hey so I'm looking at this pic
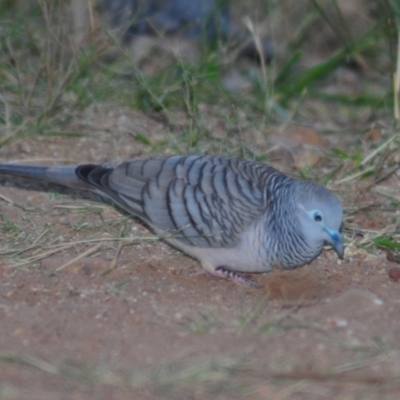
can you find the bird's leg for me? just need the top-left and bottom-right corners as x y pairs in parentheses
(213, 266), (258, 287)
(199, 261), (258, 287)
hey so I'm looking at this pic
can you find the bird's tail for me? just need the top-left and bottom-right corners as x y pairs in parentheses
(0, 164), (91, 190)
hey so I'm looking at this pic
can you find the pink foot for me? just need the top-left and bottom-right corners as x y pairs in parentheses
(213, 266), (258, 287)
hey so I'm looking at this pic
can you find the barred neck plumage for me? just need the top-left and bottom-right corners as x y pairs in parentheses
(261, 179), (322, 269)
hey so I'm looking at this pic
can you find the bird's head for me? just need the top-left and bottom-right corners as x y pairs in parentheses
(296, 182), (344, 259)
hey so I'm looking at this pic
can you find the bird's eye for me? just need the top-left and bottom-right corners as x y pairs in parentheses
(314, 212), (322, 222)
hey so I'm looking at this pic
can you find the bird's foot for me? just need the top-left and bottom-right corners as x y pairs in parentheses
(213, 266), (258, 288)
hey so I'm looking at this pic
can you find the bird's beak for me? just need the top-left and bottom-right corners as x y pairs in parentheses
(328, 230), (344, 259)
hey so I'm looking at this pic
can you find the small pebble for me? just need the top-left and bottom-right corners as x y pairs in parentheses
(388, 267), (400, 281)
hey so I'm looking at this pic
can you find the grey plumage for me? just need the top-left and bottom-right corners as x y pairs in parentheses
(103, 0), (230, 40)
(0, 155), (344, 285)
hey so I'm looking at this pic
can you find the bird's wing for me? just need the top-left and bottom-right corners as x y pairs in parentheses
(78, 155), (273, 248)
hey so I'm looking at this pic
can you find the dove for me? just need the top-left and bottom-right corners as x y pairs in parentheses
(0, 155), (344, 285)
(103, 0), (230, 40)
(102, 0), (273, 63)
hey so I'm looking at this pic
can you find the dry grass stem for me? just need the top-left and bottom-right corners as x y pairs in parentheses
(55, 242), (103, 271)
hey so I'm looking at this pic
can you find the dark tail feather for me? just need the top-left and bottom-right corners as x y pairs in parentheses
(0, 164), (49, 180)
(0, 164), (91, 190)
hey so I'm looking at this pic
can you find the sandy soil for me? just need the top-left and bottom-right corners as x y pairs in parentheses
(1, 108), (400, 400)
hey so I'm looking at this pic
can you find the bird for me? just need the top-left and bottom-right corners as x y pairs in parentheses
(0, 155), (344, 286)
(103, 0), (230, 41)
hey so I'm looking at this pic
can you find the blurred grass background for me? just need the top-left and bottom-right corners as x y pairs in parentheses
(0, 0), (397, 146)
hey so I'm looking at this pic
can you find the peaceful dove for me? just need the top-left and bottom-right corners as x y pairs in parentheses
(103, 0), (230, 40)
(0, 155), (344, 285)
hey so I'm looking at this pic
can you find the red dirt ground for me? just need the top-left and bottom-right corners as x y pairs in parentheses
(1, 109), (400, 399)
